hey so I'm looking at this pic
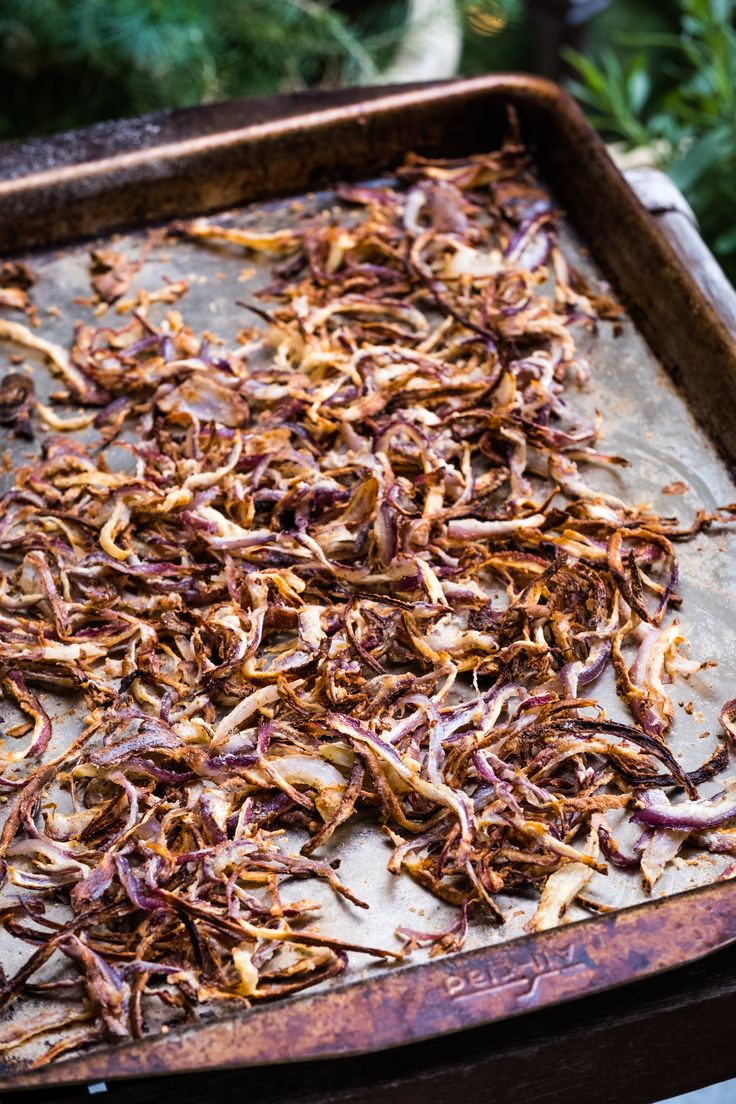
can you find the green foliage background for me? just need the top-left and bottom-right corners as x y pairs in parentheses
(0, 0), (397, 137)
(566, 0), (736, 282)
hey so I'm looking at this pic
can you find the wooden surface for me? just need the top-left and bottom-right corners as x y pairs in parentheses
(1, 97), (735, 1104)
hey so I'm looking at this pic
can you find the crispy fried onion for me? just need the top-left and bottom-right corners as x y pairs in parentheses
(0, 127), (734, 1067)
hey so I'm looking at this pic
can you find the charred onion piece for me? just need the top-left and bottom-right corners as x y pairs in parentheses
(0, 372), (35, 437)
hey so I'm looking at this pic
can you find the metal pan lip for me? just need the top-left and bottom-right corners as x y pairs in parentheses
(3, 876), (736, 1090)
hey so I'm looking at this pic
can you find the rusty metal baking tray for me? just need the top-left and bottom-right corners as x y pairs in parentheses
(1, 75), (736, 1092)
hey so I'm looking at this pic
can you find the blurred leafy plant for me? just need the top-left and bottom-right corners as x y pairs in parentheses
(565, 0), (736, 280)
(0, 0), (395, 139)
(0, 0), (516, 141)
